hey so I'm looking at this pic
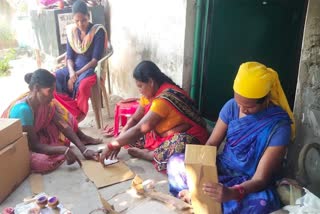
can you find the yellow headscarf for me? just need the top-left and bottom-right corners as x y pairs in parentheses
(233, 62), (295, 140)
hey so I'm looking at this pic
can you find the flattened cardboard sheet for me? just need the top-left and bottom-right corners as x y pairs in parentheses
(82, 160), (135, 188)
(29, 173), (44, 194)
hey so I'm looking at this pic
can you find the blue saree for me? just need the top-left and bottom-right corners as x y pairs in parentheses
(217, 106), (291, 213)
(167, 105), (291, 214)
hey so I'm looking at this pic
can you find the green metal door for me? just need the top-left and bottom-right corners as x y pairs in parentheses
(196, 0), (307, 121)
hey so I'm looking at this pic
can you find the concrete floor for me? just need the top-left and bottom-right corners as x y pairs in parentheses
(0, 106), (179, 213)
(0, 54), (195, 214)
(0, 51), (185, 213)
(0, 51), (289, 213)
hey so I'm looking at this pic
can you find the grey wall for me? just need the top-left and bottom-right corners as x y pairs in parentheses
(107, 0), (195, 98)
(291, 0), (320, 196)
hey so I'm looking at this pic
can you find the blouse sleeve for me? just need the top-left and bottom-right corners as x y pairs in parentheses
(92, 29), (105, 61)
(268, 123), (291, 146)
(219, 99), (237, 125)
(150, 98), (170, 118)
(9, 103), (34, 126)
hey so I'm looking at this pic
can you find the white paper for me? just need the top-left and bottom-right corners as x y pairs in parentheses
(104, 158), (119, 166)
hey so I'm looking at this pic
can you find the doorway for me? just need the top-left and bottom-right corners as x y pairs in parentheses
(195, 0), (307, 121)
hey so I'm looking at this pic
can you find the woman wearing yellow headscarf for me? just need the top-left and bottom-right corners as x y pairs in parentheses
(167, 62), (294, 213)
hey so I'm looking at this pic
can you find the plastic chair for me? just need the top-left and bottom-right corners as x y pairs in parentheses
(90, 43), (113, 129)
(113, 99), (140, 137)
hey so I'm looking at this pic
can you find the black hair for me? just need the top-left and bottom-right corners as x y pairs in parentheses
(256, 95), (268, 104)
(72, 0), (88, 15)
(133, 61), (179, 87)
(24, 69), (55, 90)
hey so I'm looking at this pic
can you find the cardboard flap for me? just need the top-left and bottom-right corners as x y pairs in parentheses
(0, 119), (23, 150)
(0, 119), (20, 130)
(184, 144), (221, 214)
(185, 145), (216, 165)
(0, 143), (16, 155)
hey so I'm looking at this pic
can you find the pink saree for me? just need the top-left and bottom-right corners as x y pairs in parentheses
(2, 93), (78, 173)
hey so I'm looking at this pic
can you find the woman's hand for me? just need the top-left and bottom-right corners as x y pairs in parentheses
(178, 189), (191, 204)
(67, 72), (77, 92)
(99, 143), (121, 165)
(65, 148), (82, 167)
(67, 79), (75, 92)
(70, 72), (78, 82)
(83, 149), (100, 161)
(202, 182), (235, 203)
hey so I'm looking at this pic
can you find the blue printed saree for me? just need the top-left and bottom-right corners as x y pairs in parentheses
(167, 105), (291, 214)
(217, 106), (291, 213)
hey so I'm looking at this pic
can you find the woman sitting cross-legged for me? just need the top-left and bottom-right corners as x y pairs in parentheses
(167, 62), (295, 213)
(100, 60), (209, 172)
(2, 69), (101, 173)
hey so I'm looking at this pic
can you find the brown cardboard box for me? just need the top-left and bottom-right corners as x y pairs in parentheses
(0, 134), (30, 203)
(185, 144), (222, 214)
(0, 119), (23, 150)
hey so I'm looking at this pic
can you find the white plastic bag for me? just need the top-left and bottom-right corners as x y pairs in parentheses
(283, 188), (320, 213)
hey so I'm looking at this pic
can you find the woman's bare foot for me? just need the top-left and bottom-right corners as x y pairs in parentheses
(101, 124), (114, 137)
(178, 189), (191, 204)
(128, 148), (153, 161)
(81, 136), (103, 145)
(77, 130), (103, 145)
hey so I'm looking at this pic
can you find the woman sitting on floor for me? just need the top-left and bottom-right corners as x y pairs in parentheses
(2, 69), (101, 173)
(167, 62), (295, 213)
(54, 0), (108, 122)
(100, 60), (209, 172)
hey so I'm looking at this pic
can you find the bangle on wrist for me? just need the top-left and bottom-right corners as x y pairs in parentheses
(232, 184), (246, 202)
(107, 141), (119, 150)
(107, 143), (115, 150)
(82, 148), (89, 155)
(64, 147), (70, 156)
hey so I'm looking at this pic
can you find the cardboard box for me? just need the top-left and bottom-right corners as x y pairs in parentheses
(0, 134), (30, 203)
(0, 119), (23, 150)
(185, 144), (221, 214)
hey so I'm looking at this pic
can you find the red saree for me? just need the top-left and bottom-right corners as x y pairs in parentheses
(141, 83), (209, 172)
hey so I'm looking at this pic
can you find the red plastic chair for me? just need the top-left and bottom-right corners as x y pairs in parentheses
(113, 98), (140, 137)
